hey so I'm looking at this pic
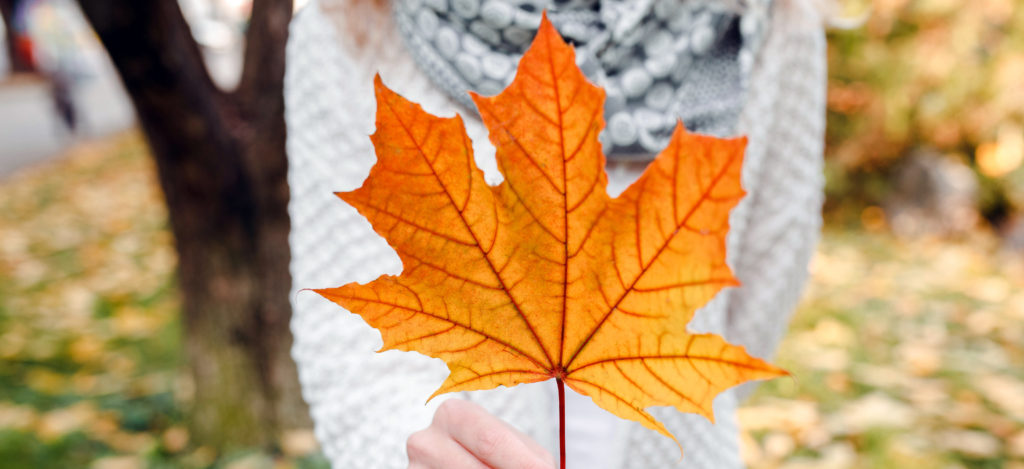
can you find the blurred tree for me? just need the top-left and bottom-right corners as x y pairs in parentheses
(0, 0), (37, 73)
(75, 0), (309, 450)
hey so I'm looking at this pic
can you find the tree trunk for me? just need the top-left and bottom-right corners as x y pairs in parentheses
(0, 0), (37, 73)
(75, 0), (309, 450)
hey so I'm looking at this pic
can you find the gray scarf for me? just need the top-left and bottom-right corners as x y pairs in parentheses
(394, 0), (770, 158)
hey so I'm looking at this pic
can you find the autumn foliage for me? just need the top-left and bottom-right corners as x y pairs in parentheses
(315, 15), (786, 452)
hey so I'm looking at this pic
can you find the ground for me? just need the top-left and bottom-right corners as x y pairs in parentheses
(741, 229), (1024, 469)
(0, 134), (325, 469)
(0, 134), (1021, 468)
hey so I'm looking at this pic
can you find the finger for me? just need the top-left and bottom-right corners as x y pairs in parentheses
(407, 427), (489, 469)
(439, 400), (553, 460)
(506, 419), (556, 463)
(434, 400), (554, 469)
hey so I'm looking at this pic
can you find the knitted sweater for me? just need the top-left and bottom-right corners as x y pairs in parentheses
(284, 1), (825, 467)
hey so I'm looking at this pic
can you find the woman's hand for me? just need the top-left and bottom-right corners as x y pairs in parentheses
(407, 399), (556, 469)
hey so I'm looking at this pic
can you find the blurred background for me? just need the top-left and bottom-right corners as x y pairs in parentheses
(0, 0), (1021, 468)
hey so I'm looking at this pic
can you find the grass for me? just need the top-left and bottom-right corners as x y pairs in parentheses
(0, 133), (327, 469)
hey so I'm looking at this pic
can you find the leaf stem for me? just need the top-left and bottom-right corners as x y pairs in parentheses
(557, 378), (565, 469)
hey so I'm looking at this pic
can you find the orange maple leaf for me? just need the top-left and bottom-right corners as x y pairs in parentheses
(315, 15), (786, 451)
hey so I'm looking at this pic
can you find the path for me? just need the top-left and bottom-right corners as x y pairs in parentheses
(0, 47), (135, 180)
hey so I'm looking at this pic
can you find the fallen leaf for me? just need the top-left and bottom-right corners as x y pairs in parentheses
(976, 374), (1024, 419)
(738, 399), (821, 434)
(777, 442), (856, 469)
(810, 318), (855, 347)
(316, 14), (784, 447)
(162, 426), (190, 453)
(936, 430), (1001, 458)
(280, 428), (319, 456)
(224, 453), (274, 469)
(763, 432), (797, 459)
(0, 403), (37, 431)
(104, 431), (156, 454)
(37, 401), (97, 441)
(1008, 430), (1024, 458)
(91, 456), (142, 469)
(827, 392), (915, 434)
(897, 342), (942, 376)
(69, 335), (105, 364)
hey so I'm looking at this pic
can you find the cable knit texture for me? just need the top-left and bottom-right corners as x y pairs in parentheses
(391, 0), (772, 154)
(284, 1), (824, 467)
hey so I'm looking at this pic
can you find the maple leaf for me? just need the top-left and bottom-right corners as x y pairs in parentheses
(315, 14), (786, 452)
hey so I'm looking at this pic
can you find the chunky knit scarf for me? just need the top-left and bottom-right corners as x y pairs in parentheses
(393, 0), (772, 157)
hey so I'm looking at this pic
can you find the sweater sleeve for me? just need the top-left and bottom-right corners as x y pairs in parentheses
(285, 6), (445, 467)
(722, 0), (827, 391)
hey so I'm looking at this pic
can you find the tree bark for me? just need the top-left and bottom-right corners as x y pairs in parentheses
(1, 0), (37, 73)
(75, 0), (309, 450)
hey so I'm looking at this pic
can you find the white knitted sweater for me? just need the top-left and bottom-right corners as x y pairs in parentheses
(285, 1), (825, 467)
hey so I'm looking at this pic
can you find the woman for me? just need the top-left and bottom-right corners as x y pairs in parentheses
(285, 1), (826, 467)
